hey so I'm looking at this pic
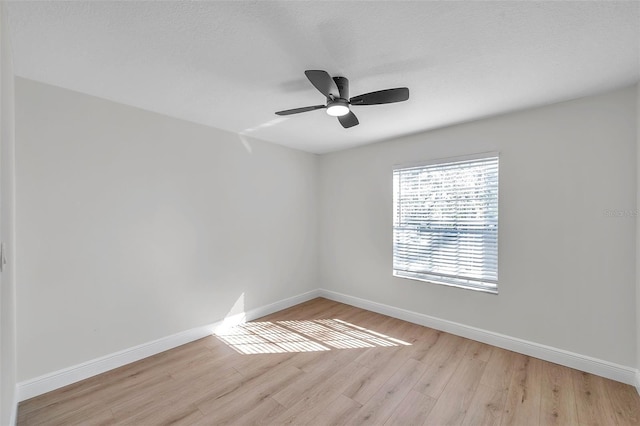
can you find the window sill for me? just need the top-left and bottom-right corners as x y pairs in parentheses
(393, 272), (498, 295)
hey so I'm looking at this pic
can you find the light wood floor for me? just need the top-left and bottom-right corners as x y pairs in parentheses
(18, 297), (640, 425)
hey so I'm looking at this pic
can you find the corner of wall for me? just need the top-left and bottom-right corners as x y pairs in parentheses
(9, 391), (18, 426)
(636, 81), (640, 395)
(16, 289), (321, 401)
(1, 1), (18, 424)
(313, 152), (322, 293)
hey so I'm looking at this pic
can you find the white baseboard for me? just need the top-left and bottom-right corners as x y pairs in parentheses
(15, 287), (639, 403)
(17, 289), (320, 402)
(246, 289), (321, 322)
(318, 288), (638, 387)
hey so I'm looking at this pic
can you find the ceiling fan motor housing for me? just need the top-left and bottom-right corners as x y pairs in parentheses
(326, 98), (350, 116)
(325, 77), (350, 116)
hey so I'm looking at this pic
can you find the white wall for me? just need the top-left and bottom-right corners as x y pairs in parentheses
(15, 78), (318, 381)
(1, 2), (18, 423)
(13, 75), (640, 389)
(320, 86), (637, 368)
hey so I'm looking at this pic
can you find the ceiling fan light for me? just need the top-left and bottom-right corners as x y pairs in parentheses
(326, 104), (350, 117)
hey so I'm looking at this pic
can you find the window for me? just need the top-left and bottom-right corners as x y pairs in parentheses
(393, 154), (499, 293)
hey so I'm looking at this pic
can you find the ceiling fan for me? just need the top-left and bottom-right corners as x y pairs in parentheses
(275, 70), (409, 128)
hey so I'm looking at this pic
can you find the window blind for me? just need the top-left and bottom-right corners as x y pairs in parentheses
(393, 156), (499, 293)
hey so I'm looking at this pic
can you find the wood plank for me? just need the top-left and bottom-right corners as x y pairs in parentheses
(26, 407), (114, 426)
(272, 363), (370, 424)
(110, 369), (243, 421)
(480, 347), (517, 390)
(604, 378), (640, 426)
(296, 346), (363, 374)
(118, 403), (203, 426)
(24, 372), (172, 425)
(227, 350), (295, 378)
(220, 397), (286, 425)
(384, 390), (436, 426)
(458, 347), (516, 426)
(408, 328), (443, 363)
(539, 362), (579, 425)
(466, 340), (493, 362)
(164, 343), (235, 380)
(196, 364), (303, 421)
(300, 394), (363, 426)
(347, 358), (430, 424)
(272, 356), (367, 408)
(461, 383), (507, 426)
(423, 352), (487, 425)
(571, 369), (618, 426)
(342, 350), (406, 404)
(412, 333), (470, 398)
(500, 354), (543, 426)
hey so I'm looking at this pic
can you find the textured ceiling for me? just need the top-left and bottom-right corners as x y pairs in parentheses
(6, 1), (640, 154)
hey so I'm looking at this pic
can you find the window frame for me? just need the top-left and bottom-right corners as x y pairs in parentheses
(392, 152), (499, 294)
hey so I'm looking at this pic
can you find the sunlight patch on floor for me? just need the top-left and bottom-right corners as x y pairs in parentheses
(215, 318), (411, 354)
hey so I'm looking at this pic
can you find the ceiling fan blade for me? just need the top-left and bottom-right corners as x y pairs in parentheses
(338, 111), (359, 128)
(305, 70), (339, 99)
(350, 87), (409, 106)
(275, 105), (326, 116)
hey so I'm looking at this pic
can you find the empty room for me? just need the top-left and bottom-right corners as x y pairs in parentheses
(1, 1), (640, 425)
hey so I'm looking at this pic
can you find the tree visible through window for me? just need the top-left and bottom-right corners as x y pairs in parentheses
(393, 155), (499, 293)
